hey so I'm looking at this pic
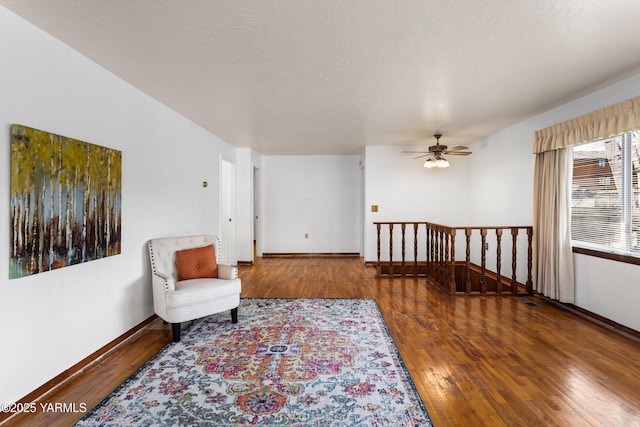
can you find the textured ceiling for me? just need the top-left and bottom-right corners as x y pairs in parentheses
(3, 1), (640, 154)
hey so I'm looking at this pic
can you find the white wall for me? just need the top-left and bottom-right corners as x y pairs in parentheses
(363, 145), (471, 262)
(262, 155), (361, 254)
(466, 133), (535, 227)
(0, 7), (236, 404)
(573, 254), (639, 330)
(466, 73), (640, 331)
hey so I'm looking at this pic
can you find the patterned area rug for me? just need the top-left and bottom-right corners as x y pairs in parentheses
(76, 298), (432, 426)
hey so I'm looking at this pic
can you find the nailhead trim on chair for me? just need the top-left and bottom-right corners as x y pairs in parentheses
(148, 240), (171, 290)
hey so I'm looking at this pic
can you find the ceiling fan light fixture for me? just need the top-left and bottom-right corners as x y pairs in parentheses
(435, 157), (449, 168)
(406, 133), (470, 169)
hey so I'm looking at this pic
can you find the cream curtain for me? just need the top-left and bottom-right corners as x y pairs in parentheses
(533, 148), (574, 302)
(534, 95), (640, 153)
(533, 95), (640, 302)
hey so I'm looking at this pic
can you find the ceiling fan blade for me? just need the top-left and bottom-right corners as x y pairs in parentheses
(445, 151), (472, 156)
(412, 154), (431, 159)
(402, 151), (429, 154)
(448, 145), (468, 151)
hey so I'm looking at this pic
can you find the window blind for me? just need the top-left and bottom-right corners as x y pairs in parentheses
(571, 132), (640, 255)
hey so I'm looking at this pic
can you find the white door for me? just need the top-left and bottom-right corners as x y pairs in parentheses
(220, 159), (237, 265)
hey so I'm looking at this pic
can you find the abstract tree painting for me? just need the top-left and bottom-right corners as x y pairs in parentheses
(10, 124), (122, 278)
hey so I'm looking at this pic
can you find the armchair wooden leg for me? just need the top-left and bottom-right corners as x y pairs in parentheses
(171, 323), (181, 342)
(231, 307), (238, 324)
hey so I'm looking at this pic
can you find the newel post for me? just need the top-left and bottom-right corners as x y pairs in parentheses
(527, 227), (533, 294)
(376, 223), (381, 277)
(413, 223), (419, 277)
(389, 223), (394, 277)
(401, 223), (406, 275)
(465, 228), (472, 294)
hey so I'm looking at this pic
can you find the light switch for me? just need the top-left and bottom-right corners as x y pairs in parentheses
(371, 205), (378, 212)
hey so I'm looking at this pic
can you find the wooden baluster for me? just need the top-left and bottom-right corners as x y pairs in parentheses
(429, 226), (438, 281)
(430, 227), (435, 278)
(376, 223), (381, 277)
(438, 227), (444, 282)
(449, 229), (456, 294)
(425, 225), (429, 276)
(427, 224), (432, 277)
(444, 228), (451, 293)
(481, 228), (487, 294)
(442, 228), (447, 279)
(527, 227), (533, 294)
(432, 226), (438, 280)
(389, 223), (394, 277)
(413, 223), (419, 277)
(465, 228), (472, 294)
(432, 226), (437, 279)
(496, 229), (503, 294)
(444, 227), (450, 284)
(401, 223), (406, 276)
(511, 227), (518, 294)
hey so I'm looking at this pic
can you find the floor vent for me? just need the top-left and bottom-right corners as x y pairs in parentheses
(518, 298), (538, 307)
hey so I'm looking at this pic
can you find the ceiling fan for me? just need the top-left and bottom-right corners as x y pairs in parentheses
(403, 134), (471, 168)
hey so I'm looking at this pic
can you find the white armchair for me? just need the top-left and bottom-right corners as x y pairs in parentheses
(148, 235), (241, 342)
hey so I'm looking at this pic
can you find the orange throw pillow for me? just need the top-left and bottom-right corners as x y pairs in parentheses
(175, 244), (218, 280)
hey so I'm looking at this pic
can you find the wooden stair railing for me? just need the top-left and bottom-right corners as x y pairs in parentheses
(373, 222), (533, 296)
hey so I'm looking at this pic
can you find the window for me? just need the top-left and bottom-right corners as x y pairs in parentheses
(571, 131), (640, 257)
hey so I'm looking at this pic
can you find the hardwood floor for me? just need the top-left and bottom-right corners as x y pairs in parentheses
(4, 256), (640, 426)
